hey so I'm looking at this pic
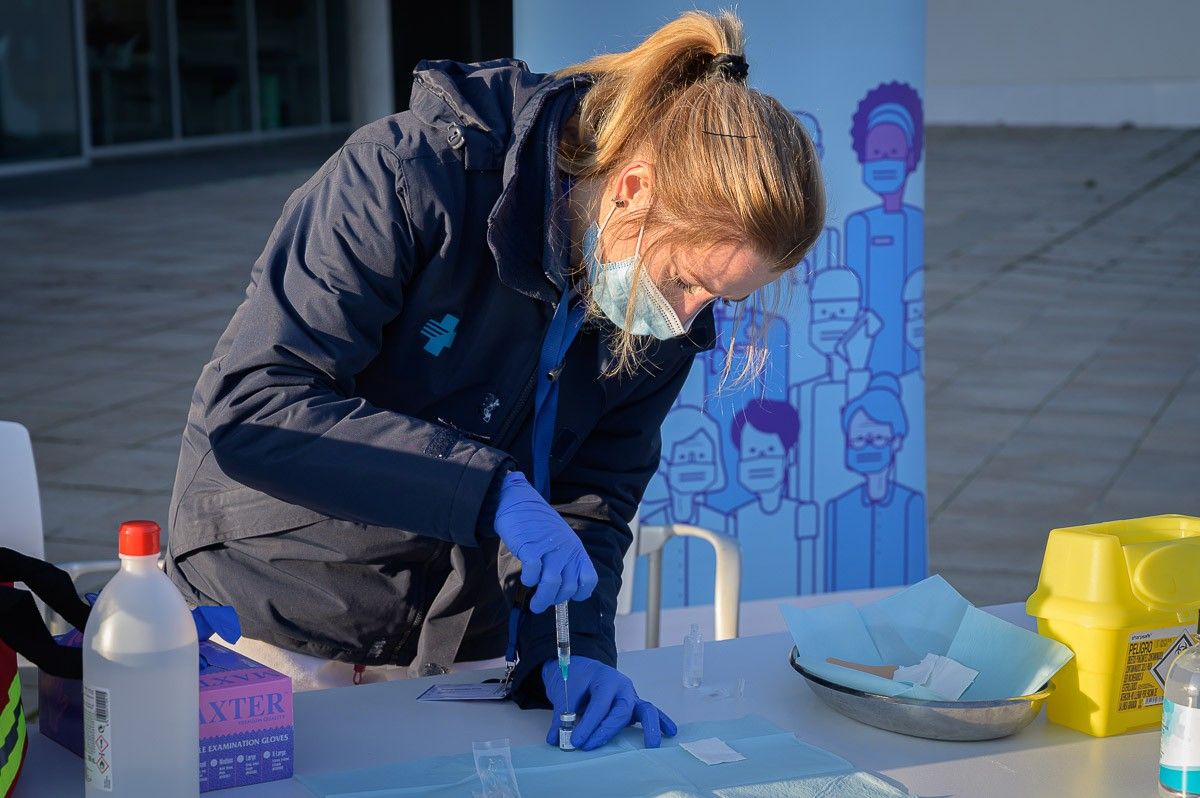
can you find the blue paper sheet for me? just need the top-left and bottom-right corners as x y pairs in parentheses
(781, 575), (1074, 701)
(297, 716), (912, 798)
(782, 601), (939, 700)
(947, 605), (1069, 700)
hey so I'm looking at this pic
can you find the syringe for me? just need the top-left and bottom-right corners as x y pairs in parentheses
(554, 602), (575, 751)
(555, 601), (571, 682)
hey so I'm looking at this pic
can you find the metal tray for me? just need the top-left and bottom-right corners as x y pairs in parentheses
(789, 646), (1053, 741)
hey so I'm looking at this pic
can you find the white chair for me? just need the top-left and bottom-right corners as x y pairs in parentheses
(0, 420), (131, 629)
(618, 512), (742, 649)
(0, 421), (45, 563)
(1, 421), (53, 715)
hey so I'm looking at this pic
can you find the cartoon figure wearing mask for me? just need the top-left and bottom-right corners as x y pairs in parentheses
(727, 399), (819, 598)
(894, 269), (926, 491)
(845, 82), (924, 377)
(825, 374), (926, 590)
(791, 111), (841, 281)
(788, 267), (880, 518)
(641, 405), (730, 606)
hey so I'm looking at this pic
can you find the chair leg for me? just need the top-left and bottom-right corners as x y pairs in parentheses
(712, 537), (741, 641)
(665, 524), (742, 641)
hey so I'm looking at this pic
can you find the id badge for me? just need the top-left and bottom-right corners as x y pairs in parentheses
(416, 682), (511, 702)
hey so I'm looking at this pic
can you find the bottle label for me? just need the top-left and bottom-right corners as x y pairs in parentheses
(1120, 626), (1196, 711)
(1161, 699), (1200, 792)
(83, 684), (114, 792)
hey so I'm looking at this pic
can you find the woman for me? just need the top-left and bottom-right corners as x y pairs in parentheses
(166, 10), (823, 753)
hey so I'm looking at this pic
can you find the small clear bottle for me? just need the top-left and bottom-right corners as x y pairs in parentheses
(1161, 643), (1200, 797)
(683, 624), (703, 688)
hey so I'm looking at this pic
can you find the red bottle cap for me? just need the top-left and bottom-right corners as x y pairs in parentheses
(118, 520), (161, 556)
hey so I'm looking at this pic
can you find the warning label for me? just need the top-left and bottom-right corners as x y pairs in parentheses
(1151, 633), (1195, 688)
(84, 684), (114, 792)
(1120, 626), (1196, 712)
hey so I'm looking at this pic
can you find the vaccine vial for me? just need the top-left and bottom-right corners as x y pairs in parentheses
(558, 712), (577, 751)
(1161, 642), (1200, 797)
(683, 624), (704, 688)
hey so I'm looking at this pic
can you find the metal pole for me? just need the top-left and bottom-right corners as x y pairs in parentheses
(71, 0), (93, 160)
(166, 0), (182, 140)
(246, 0), (260, 133)
(316, 0), (330, 127)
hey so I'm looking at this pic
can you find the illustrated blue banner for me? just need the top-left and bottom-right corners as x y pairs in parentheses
(515, 1), (928, 605)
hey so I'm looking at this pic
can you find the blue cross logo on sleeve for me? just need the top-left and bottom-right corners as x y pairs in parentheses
(420, 313), (459, 356)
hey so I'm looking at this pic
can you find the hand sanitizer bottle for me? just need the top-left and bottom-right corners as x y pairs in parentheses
(1161, 642), (1200, 797)
(83, 521), (199, 797)
(683, 624), (703, 688)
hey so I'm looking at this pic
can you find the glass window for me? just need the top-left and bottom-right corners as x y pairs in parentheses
(176, 0), (251, 136)
(85, 0), (173, 146)
(255, 0), (320, 129)
(0, 0), (82, 164)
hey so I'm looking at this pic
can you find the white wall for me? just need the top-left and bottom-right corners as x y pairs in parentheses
(927, 0), (1200, 127)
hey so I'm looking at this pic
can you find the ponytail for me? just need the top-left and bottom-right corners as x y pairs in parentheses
(558, 10), (824, 384)
(557, 11), (747, 174)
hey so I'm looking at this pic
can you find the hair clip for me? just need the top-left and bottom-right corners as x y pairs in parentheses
(708, 52), (750, 83)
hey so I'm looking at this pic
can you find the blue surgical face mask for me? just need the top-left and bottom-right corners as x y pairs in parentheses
(667, 462), (717, 494)
(906, 318), (925, 351)
(738, 455), (785, 493)
(863, 158), (907, 195)
(810, 318), (853, 356)
(584, 206), (686, 340)
(846, 444), (892, 475)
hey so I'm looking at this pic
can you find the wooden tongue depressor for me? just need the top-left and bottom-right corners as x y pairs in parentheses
(826, 656), (898, 679)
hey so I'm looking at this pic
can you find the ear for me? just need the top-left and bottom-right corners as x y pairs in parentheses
(892, 437), (904, 454)
(613, 160), (655, 209)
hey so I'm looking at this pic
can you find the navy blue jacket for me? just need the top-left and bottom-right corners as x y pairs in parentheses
(165, 59), (716, 702)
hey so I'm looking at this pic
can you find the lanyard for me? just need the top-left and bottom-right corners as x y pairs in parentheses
(531, 278), (586, 498)
(503, 177), (585, 687)
(533, 171), (584, 498)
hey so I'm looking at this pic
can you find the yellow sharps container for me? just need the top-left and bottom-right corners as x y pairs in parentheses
(1027, 514), (1200, 737)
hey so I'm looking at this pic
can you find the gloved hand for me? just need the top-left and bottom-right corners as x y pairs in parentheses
(493, 470), (599, 614)
(541, 656), (678, 751)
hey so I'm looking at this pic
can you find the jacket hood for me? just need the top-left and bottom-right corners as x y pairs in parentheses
(407, 58), (716, 351)
(409, 58), (589, 304)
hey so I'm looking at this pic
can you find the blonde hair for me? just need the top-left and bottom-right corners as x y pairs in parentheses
(556, 9), (824, 384)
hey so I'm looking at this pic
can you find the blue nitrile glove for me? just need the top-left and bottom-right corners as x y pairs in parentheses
(493, 470), (599, 614)
(86, 592), (243, 645)
(192, 605), (241, 643)
(541, 656), (678, 751)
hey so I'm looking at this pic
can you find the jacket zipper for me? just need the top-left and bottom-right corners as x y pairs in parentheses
(492, 365), (538, 450)
(492, 294), (580, 450)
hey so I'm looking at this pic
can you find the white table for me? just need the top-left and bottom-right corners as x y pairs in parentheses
(14, 598), (1162, 797)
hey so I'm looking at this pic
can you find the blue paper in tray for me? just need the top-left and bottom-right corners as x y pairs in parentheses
(781, 575), (1073, 701)
(297, 716), (913, 798)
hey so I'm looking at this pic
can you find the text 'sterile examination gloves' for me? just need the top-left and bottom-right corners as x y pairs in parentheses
(541, 655), (678, 751)
(492, 470), (599, 614)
